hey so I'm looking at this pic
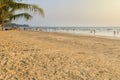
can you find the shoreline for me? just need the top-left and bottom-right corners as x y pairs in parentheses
(44, 31), (120, 40)
(19, 26), (120, 38)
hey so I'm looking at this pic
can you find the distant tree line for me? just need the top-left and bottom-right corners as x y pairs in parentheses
(5, 23), (30, 27)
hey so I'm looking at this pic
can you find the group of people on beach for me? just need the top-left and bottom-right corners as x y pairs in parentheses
(90, 30), (96, 35)
(113, 31), (119, 37)
(90, 30), (119, 37)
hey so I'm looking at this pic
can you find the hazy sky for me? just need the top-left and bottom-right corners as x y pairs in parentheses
(13, 0), (120, 26)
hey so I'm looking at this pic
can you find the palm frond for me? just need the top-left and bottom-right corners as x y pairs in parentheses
(9, 2), (44, 16)
(0, 4), (7, 8)
(10, 13), (32, 21)
(0, 0), (44, 30)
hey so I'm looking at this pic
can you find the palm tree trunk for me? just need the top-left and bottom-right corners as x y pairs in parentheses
(0, 18), (4, 31)
(0, 25), (4, 31)
(1, 24), (3, 31)
(1, 20), (4, 31)
(0, 24), (3, 31)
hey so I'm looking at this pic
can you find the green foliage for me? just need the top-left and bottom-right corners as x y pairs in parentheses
(0, 0), (44, 30)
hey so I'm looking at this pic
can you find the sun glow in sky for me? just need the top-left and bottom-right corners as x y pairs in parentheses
(13, 0), (120, 26)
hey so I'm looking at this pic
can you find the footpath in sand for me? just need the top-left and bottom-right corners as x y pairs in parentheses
(0, 31), (120, 80)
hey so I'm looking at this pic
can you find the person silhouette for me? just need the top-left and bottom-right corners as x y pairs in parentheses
(113, 31), (116, 37)
(90, 30), (92, 34)
(93, 30), (96, 36)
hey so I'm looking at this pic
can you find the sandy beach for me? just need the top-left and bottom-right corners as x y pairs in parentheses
(0, 31), (120, 80)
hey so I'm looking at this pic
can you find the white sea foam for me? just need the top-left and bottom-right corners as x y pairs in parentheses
(31, 27), (120, 38)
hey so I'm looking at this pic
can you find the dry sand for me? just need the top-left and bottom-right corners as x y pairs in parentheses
(0, 31), (120, 80)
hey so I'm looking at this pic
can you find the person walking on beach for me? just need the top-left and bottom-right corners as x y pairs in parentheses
(93, 30), (96, 36)
(113, 31), (116, 37)
(90, 30), (92, 34)
(23, 28), (25, 31)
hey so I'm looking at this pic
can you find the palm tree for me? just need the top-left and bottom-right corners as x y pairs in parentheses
(0, 0), (44, 30)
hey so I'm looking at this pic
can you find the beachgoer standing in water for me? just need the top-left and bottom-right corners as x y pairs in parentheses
(93, 30), (96, 36)
(113, 31), (116, 37)
(90, 30), (92, 35)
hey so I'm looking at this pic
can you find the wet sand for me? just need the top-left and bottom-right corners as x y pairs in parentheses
(0, 31), (120, 80)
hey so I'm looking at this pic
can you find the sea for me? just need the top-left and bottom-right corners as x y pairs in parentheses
(25, 27), (120, 38)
